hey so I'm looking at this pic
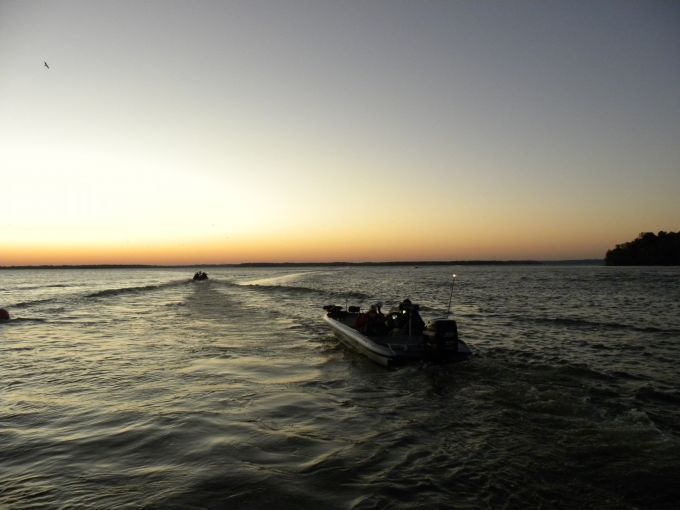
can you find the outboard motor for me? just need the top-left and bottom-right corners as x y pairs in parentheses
(422, 318), (459, 360)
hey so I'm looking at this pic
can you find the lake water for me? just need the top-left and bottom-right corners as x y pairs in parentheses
(1, 265), (679, 509)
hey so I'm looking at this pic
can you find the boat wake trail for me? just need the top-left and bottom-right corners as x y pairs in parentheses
(244, 283), (371, 303)
(85, 280), (189, 299)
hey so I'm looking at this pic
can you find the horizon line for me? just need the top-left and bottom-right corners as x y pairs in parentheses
(0, 259), (604, 269)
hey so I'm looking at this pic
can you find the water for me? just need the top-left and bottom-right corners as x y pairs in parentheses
(1, 265), (679, 509)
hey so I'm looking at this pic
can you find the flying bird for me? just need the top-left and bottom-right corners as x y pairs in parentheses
(44, 61), (49, 69)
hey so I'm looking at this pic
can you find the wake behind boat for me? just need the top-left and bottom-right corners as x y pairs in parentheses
(323, 300), (471, 367)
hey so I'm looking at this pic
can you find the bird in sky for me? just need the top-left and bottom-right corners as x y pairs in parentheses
(44, 61), (49, 69)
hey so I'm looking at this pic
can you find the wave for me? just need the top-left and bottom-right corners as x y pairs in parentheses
(5, 278), (232, 312)
(85, 279), (188, 299)
(478, 350), (625, 389)
(2, 317), (48, 324)
(519, 315), (680, 335)
(16, 283), (75, 290)
(635, 386), (680, 405)
(238, 282), (369, 301)
(237, 271), (328, 286)
(239, 283), (329, 297)
(6, 297), (60, 309)
(332, 290), (370, 300)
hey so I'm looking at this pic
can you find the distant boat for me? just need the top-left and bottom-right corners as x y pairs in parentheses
(192, 271), (208, 281)
(323, 303), (471, 367)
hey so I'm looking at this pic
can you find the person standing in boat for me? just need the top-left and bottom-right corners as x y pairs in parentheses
(396, 299), (425, 335)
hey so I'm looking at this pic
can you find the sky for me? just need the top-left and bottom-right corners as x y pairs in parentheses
(1, 0), (679, 265)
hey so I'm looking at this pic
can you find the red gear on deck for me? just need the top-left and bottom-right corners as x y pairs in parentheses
(0, 309), (10, 320)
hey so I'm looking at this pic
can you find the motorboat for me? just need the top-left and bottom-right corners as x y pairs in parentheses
(193, 271), (209, 281)
(323, 302), (472, 367)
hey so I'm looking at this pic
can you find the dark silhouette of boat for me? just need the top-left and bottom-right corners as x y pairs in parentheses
(323, 302), (471, 367)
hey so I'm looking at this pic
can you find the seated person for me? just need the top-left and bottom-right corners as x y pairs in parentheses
(355, 305), (387, 336)
(354, 311), (369, 332)
(365, 305), (388, 336)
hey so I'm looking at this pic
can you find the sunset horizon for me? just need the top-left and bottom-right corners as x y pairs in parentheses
(0, 227), (672, 266)
(1, 233), (617, 267)
(2, 1), (678, 268)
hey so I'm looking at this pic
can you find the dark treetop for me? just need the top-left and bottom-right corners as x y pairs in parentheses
(605, 231), (680, 266)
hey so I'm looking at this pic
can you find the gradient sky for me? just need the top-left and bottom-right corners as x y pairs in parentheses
(1, 0), (679, 264)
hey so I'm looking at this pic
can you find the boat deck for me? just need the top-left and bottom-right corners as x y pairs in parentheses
(334, 314), (428, 346)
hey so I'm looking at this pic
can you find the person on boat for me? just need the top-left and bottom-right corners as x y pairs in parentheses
(355, 305), (387, 336)
(365, 305), (388, 336)
(384, 307), (399, 332)
(395, 299), (425, 335)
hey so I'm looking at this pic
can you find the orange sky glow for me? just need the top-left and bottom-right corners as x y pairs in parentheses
(3, 225), (617, 266)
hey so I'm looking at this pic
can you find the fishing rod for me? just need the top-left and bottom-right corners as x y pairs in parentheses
(446, 274), (457, 316)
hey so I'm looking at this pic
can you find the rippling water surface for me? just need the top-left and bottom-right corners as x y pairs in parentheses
(1, 265), (679, 509)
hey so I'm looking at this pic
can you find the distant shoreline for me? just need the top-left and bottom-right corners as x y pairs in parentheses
(0, 260), (604, 269)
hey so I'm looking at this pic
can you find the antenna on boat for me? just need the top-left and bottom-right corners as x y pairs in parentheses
(446, 274), (457, 316)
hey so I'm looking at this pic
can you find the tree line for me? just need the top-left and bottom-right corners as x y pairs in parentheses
(605, 231), (680, 265)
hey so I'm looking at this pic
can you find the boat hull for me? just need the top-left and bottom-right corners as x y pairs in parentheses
(323, 314), (471, 368)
